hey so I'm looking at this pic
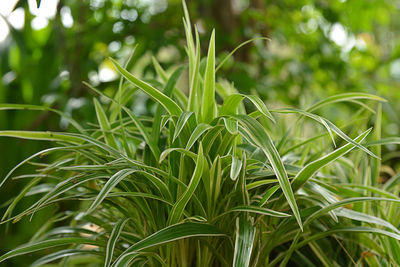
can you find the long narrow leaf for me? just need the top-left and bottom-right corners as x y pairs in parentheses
(233, 218), (256, 267)
(0, 238), (102, 263)
(230, 156), (242, 181)
(110, 57), (182, 116)
(173, 111), (193, 142)
(86, 169), (137, 214)
(234, 115), (302, 229)
(185, 123), (212, 150)
(113, 222), (224, 266)
(122, 106), (161, 160)
(105, 218), (130, 267)
(221, 94), (275, 123)
(31, 249), (101, 267)
(0, 130), (83, 143)
(152, 65), (185, 143)
(159, 148), (198, 163)
(291, 128), (372, 193)
(335, 208), (400, 235)
(272, 108), (377, 158)
(0, 146), (78, 188)
(229, 205), (290, 218)
(307, 92), (386, 112)
(168, 144), (205, 224)
(201, 30), (216, 123)
(94, 98), (118, 149)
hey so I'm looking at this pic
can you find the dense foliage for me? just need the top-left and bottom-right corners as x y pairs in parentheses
(1, 3), (400, 266)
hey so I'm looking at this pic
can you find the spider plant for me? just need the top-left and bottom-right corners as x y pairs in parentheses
(1, 2), (400, 266)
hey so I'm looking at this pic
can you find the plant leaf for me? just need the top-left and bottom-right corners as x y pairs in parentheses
(233, 218), (255, 267)
(87, 169), (137, 214)
(109, 57), (182, 116)
(0, 238), (102, 263)
(234, 115), (302, 230)
(230, 156), (242, 181)
(173, 111), (193, 142)
(365, 137), (400, 147)
(122, 106), (161, 160)
(291, 128), (372, 193)
(93, 98), (118, 149)
(0, 130), (83, 143)
(258, 184), (280, 207)
(272, 108), (377, 158)
(335, 208), (400, 235)
(105, 218), (130, 267)
(31, 249), (101, 267)
(168, 144), (205, 224)
(201, 30), (216, 123)
(229, 205), (291, 218)
(223, 117), (238, 135)
(152, 65), (185, 143)
(307, 92), (386, 112)
(113, 222), (224, 266)
(221, 94), (275, 123)
(159, 148), (198, 164)
(185, 123), (212, 150)
(2, 177), (41, 220)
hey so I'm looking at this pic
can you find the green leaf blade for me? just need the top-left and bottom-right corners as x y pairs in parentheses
(110, 57), (182, 116)
(87, 169), (137, 214)
(201, 30), (216, 123)
(234, 115), (302, 230)
(105, 218), (130, 267)
(114, 221), (224, 265)
(233, 218), (256, 267)
(93, 98), (118, 149)
(291, 128), (372, 193)
(168, 144), (205, 225)
(0, 238), (102, 263)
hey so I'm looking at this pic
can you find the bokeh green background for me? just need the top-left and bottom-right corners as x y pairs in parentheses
(0, 0), (399, 265)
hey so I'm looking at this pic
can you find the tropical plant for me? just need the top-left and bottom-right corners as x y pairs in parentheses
(1, 2), (400, 266)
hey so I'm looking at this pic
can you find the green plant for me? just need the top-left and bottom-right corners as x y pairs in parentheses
(1, 2), (400, 266)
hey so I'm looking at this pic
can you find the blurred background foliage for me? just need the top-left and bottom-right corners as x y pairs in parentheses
(0, 0), (399, 265)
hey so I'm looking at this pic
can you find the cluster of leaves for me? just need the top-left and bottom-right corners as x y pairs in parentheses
(0, 2), (187, 256)
(1, 3), (400, 266)
(1, 0), (399, 199)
